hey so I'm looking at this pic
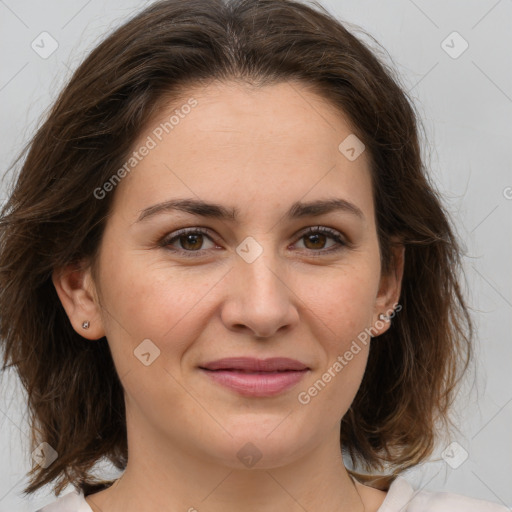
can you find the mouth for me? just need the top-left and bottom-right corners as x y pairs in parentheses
(199, 357), (309, 372)
(198, 357), (310, 397)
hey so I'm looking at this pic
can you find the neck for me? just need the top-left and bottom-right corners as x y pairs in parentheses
(86, 421), (368, 512)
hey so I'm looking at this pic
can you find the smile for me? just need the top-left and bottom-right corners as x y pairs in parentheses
(200, 368), (310, 397)
(198, 357), (311, 397)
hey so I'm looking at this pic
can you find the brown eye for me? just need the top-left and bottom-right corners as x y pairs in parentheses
(303, 232), (330, 250)
(178, 233), (205, 251)
(161, 228), (216, 257)
(295, 227), (347, 254)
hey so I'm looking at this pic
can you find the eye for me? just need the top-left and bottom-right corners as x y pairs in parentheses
(159, 225), (348, 258)
(160, 227), (217, 257)
(293, 226), (347, 255)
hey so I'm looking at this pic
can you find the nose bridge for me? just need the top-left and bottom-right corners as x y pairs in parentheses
(222, 234), (298, 337)
(236, 234), (285, 299)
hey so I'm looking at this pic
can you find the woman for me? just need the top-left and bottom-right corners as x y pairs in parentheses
(0, 0), (507, 511)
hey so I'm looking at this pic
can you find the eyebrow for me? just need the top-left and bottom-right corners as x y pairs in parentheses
(136, 197), (365, 223)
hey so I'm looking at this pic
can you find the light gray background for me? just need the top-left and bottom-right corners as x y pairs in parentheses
(0, 0), (511, 510)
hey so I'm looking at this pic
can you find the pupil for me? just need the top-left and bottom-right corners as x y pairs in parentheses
(182, 234), (202, 250)
(306, 233), (325, 249)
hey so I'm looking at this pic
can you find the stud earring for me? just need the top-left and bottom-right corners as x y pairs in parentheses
(82, 321), (90, 329)
(378, 314), (390, 322)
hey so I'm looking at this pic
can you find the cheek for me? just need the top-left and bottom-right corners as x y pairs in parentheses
(296, 285), (373, 423)
(292, 259), (378, 409)
(298, 258), (380, 342)
(97, 246), (220, 364)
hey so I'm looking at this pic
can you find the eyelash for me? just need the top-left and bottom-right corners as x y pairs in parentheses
(158, 226), (348, 258)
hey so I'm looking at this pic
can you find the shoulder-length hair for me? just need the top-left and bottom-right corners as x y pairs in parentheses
(0, 0), (472, 497)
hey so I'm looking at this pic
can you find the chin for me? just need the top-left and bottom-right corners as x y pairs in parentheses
(200, 419), (317, 470)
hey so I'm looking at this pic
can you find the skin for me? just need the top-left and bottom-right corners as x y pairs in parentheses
(54, 80), (404, 512)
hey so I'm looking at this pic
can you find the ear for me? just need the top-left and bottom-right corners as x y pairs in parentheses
(52, 260), (105, 340)
(372, 241), (405, 337)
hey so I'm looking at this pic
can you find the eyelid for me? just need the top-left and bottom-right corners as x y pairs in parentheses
(159, 225), (350, 257)
(291, 225), (349, 256)
(295, 225), (348, 243)
(158, 227), (218, 256)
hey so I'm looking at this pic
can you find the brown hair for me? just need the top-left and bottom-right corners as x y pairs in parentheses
(0, 0), (473, 497)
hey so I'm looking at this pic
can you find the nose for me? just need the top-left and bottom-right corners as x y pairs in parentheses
(220, 248), (299, 339)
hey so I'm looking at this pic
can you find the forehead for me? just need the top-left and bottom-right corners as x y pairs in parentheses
(109, 80), (374, 225)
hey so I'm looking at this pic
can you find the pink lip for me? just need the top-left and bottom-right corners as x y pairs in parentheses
(199, 357), (310, 397)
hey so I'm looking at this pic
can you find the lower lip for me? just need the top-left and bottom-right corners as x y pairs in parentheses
(200, 369), (309, 397)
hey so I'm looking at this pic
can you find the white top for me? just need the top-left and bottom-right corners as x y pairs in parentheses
(35, 476), (510, 511)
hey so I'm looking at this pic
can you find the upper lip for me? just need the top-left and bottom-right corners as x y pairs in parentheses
(199, 357), (309, 372)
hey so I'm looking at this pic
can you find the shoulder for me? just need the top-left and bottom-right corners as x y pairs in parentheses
(379, 476), (510, 512)
(34, 489), (92, 512)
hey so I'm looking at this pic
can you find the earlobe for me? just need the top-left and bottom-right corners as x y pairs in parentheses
(52, 262), (105, 340)
(373, 243), (405, 336)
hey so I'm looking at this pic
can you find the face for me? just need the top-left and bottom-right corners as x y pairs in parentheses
(56, 80), (403, 470)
